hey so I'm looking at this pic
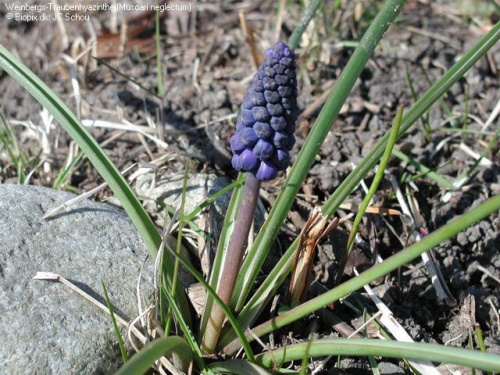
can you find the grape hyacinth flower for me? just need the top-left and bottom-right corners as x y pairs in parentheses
(201, 42), (298, 354)
(230, 41), (298, 181)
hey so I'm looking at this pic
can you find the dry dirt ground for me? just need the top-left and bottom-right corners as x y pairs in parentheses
(1, 0), (499, 373)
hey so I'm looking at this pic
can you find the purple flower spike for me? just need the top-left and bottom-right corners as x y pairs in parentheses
(230, 41), (298, 181)
(253, 122), (273, 139)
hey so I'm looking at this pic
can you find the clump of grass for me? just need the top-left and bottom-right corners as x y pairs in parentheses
(0, 110), (27, 183)
(1, 0), (499, 374)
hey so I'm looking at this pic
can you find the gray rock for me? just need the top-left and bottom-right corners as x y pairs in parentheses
(0, 184), (155, 374)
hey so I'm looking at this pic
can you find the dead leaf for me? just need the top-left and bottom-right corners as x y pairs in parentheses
(287, 208), (340, 305)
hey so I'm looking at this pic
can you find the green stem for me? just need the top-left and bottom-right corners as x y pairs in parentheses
(201, 174), (261, 354)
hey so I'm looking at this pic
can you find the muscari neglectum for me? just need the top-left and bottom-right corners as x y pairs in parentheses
(201, 41), (298, 354)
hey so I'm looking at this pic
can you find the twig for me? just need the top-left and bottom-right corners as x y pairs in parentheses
(42, 163), (136, 220)
(477, 264), (500, 285)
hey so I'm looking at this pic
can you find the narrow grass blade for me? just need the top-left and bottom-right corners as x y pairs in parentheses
(344, 106), (403, 262)
(391, 149), (454, 189)
(300, 339), (313, 375)
(454, 123), (500, 186)
(420, 67), (458, 128)
(53, 148), (84, 189)
(255, 339), (500, 372)
(152, 199), (211, 242)
(0, 112), (20, 162)
(363, 310), (381, 375)
(223, 193), (500, 354)
(160, 280), (206, 372)
(102, 281), (128, 363)
(93, 58), (160, 99)
(288, 0), (323, 49)
(158, 263), (207, 372)
(114, 336), (193, 375)
(165, 166), (189, 336)
(405, 65), (431, 140)
(0, 111), (26, 179)
(184, 174), (245, 222)
(0, 44), (191, 326)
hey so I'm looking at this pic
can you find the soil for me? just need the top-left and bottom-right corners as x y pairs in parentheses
(1, 1), (499, 374)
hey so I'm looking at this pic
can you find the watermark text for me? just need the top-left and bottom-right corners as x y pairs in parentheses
(3, 2), (191, 23)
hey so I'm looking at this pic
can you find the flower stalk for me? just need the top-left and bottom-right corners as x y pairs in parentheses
(201, 41), (298, 354)
(200, 174), (261, 353)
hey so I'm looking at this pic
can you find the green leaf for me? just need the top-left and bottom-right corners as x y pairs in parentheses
(114, 336), (193, 375)
(255, 339), (500, 372)
(391, 149), (454, 189)
(102, 282), (128, 363)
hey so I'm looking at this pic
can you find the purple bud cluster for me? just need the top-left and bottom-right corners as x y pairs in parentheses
(230, 42), (298, 181)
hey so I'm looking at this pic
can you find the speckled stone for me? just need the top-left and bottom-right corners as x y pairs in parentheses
(0, 184), (155, 374)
